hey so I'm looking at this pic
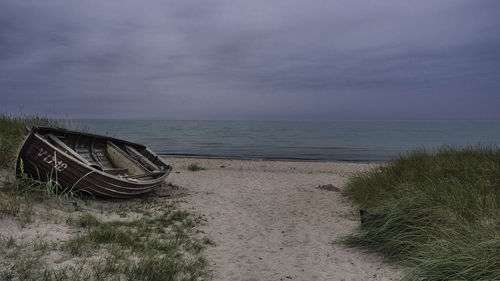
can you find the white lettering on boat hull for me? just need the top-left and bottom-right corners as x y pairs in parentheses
(35, 148), (68, 172)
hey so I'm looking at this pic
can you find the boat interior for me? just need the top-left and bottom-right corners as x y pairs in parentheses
(36, 128), (168, 181)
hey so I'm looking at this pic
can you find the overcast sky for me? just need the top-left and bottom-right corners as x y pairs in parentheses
(1, 0), (499, 120)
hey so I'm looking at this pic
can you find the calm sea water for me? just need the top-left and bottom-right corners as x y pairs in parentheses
(70, 120), (500, 162)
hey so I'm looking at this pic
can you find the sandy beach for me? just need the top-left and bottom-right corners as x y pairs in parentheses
(165, 157), (400, 281)
(0, 157), (401, 280)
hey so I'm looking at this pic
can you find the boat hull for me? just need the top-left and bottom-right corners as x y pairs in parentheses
(16, 128), (171, 198)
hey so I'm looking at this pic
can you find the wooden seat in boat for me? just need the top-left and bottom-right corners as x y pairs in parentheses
(103, 168), (129, 175)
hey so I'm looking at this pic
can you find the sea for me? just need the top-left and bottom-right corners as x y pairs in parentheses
(70, 120), (500, 162)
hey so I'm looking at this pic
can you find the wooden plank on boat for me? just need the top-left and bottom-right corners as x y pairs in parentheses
(125, 146), (159, 171)
(93, 143), (114, 169)
(103, 168), (129, 175)
(123, 171), (164, 179)
(106, 141), (150, 176)
(46, 134), (94, 167)
(90, 138), (104, 167)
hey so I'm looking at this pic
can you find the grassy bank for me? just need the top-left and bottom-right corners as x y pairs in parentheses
(343, 147), (500, 280)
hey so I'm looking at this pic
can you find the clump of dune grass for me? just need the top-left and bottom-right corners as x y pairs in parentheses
(0, 235), (53, 281)
(0, 159), (76, 227)
(343, 146), (500, 280)
(0, 113), (65, 169)
(187, 163), (205, 172)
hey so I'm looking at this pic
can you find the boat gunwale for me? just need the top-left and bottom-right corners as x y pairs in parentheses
(34, 126), (148, 150)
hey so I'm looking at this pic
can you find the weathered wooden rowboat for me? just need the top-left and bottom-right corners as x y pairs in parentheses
(16, 126), (172, 198)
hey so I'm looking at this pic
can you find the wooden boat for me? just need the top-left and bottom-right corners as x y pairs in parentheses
(15, 126), (172, 198)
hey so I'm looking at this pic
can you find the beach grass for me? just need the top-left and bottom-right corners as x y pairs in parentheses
(343, 146), (500, 280)
(60, 210), (212, 280)
(187, 163), (205, 172)
(0, 113), (64, 169)
(1, 205), (213, 281)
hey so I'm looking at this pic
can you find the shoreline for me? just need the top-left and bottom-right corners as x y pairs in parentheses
(160, 154), (383, 164)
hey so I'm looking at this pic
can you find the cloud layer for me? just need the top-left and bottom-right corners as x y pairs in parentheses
(1, 0), (499, 119)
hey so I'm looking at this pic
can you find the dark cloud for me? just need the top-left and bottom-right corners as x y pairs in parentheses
(1, 0), (499, 119)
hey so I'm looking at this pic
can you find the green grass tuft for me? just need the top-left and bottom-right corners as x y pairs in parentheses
(343, 146), (500, 280)
(67, 213), (101, 229)
(187, 163), (205, 172)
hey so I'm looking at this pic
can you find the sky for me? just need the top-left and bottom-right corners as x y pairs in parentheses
(0, 0), (499, 120)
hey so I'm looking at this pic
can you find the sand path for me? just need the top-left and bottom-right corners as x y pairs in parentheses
(166, 157), (400, 281)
